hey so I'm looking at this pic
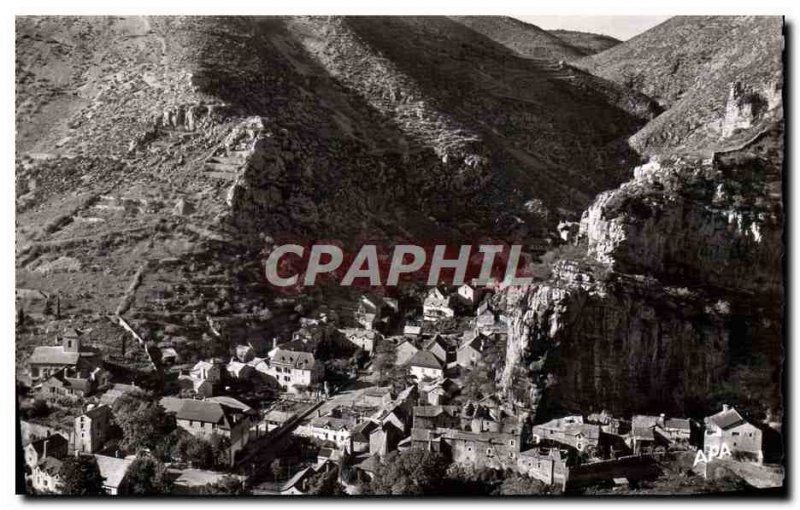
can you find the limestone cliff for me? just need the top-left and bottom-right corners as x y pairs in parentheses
(500, 129), (783, 420)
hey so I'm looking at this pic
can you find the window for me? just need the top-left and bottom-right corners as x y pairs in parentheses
(732, 432), (740, 436)
(509, 439), (515, 446)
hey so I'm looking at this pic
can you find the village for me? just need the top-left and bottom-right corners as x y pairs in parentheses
(17, 281), (783, 495)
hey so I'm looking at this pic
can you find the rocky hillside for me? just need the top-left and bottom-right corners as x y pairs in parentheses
(448, 16), (588, 61)
(549, 29), (620, 55)
(15, 16), (654, 373)
(575, 16), (783, 155)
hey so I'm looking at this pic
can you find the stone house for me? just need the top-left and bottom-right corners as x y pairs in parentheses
(28, 329), (100, 382)
(301, 415), (357, 449)
(31, 457), (63, 494)
(456, 332), (491, 369)
(394, 341), (420, 366)
(351, 420), (379, 454)
(422, 287), (455, 322)
(407, 350), (445, 380)
(361, 386), (394, 407)
(419, 378), (461, 406)
(412, 405), (462, 430)
(340, 328), (382, 353)
(354, 294), (395, 331)
(40, 364), (108, 400)
(267, 348), (325, 392)
(93, 454), (134, 495)
(190, 360), (224, 384)
(226, 360), (256, 381)
(74, 404), (114, 454)
(24, 435), (69, 471)
(532, 416), (601, 454)
(412, 402), (524, 471)
(518, 446), (570, 486)
(403, 321), (423, 336)
(161, 396), (257, 465)
(704, 404), (764, 463)
(423, 335), (458, 371)
(455, 283), (481, 309)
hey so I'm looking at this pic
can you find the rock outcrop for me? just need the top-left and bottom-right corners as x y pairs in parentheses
(500, 130), (784, 420)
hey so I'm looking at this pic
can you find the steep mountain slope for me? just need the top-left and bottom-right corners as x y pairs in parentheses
(448, 16), (588, 61)
(575, 16), (783, 155)
(549, 29), (620, 55)
(15, 16), (654, 374)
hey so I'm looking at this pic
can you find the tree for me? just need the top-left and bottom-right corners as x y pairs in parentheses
(177, 435), (214, 469)
(493, 474), (549, 495)
(306, 467), (344, 495)
(362, 448), (449, 495)
(270, 459), (287, 482)
(201, 475), (249, 495)
(112, 393), (175, 454)
(125, 455), (174, 495)
(59, 455), (106, 496)
(461, 336), (507, 400)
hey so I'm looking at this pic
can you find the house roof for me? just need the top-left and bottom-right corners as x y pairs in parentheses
(413, 405), (460, 418)
(271, 349), (317, 369)
(42, 368), (93, 393)
(396, 341), (419, 354)
(459, 332), (489, 352)
(161, 397), (253, 428)
(309, 416), (354, 431)
(476, 301), (492, 316)
(175, 399), (226, 424)
(281, 466), (314, 492)
(365, 386), (393, 398)
(265, 410), (294, 423)
(159, 397), (184, 414)
(708, 407), (746, 430)
(280, 461), (332, 492)
(29, 435), (69, 457)
(205, 396), (256, 415)
(407, 350), (443, 370)
(351, 420), (379, 442)
(83, 404), (113, 420)
(227, 361), (252, 377)
(354, 454), (381, 474)
(564, 423), (600, 440)
(632, 427), (655, 441)
(100, 388), (125, 406)
(93, 455), (133, 489)
(664, 418), (691, 431)
(29, 346), (80, 366)
(632, 415), (661, 429)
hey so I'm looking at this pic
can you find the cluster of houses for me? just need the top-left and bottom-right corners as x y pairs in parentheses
(19, 282), (776, 495)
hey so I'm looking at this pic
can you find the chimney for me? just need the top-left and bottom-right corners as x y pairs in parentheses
(272, 337), (278, 350)
(43, 439), (48, 459)
(722, 404), (730, 412)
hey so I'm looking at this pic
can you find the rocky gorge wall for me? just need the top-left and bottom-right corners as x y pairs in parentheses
(500, 143), (783, 419)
